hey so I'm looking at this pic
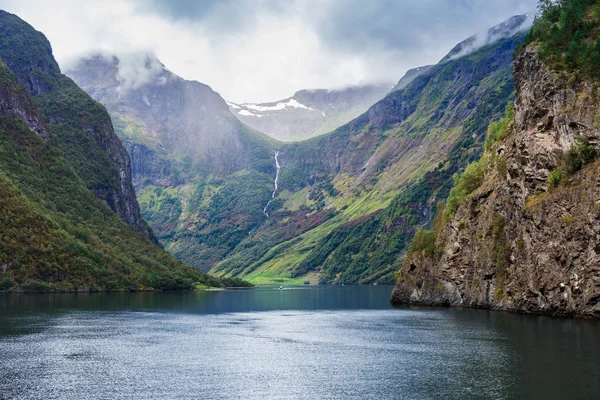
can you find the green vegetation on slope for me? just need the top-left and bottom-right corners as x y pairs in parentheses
(211, 33), (522, 285)
(0, 105), (236, 291)
(0, 11), (249, 291)
(525, 0), (600, 79)
(399, 101), (516, 272)
(138, 170), (276, 271)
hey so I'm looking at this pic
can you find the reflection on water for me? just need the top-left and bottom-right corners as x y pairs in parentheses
(0, 286), (599, 399)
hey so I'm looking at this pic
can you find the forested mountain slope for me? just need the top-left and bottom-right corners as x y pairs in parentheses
(68, 54), (281, 271)
(211, 16), (531, 285)
(0, 10), (246, 291)
(69, 14), (531, 285)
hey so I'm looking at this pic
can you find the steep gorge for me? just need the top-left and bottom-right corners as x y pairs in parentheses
(212, 18), (530, 285)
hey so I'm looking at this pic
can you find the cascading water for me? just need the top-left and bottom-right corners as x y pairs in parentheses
(263, 151), (280, 217)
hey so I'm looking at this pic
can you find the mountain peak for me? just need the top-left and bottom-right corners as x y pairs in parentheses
(228, 83), (392, 141)
(440, 13), (534, 63)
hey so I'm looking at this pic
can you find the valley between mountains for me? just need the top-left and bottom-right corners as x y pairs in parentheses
(68, 14), (532, 286)
(1, 0), (599, 318)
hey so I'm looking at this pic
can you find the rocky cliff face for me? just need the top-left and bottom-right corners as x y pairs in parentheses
(0, 61), (49, 140)
(212, 26), (523, 284)
(68, 53), (278, 271)
(0, 11), (153, 241)
(68, 54), (276, 186)
(0, 10), (232, 291)
(392, 47), (600, 318)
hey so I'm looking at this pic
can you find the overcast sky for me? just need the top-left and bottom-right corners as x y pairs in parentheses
(0, 0), (537, 103)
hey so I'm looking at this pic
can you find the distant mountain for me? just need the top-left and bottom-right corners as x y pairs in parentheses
(68, 54), (276, 185)
(210, 15), (529, 285)
(440, 13), (533, 63)
(68, 54), (279, 271)
(391, 65), (434, 92)
(67, 14), (530, 287)
(228, 84), (392, 141)
(0, 10), (244, 291)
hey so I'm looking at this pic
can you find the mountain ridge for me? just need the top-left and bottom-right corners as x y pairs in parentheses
(67, 14), (530, 286)
(228, 83), (392, 142)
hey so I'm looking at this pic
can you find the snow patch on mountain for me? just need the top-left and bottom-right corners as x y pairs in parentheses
(243, 98), (315, 112)
(238, 109), (262, 117)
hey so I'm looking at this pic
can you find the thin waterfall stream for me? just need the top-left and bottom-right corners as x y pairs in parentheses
(263, 151), (280, 217)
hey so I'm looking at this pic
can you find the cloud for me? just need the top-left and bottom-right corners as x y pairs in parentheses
(0, 0), (537, 103)
(446, 13), (535, 62)
(113, 53), (169, 90)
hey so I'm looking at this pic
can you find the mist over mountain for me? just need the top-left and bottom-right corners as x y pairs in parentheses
(68, 53), (280, 270)
(441, 13), (534, 63)
(210, 19), (525, 284)
(228, 83), (392, 141)
(67, 13), (530, 287)
(67, 53), (276, 183)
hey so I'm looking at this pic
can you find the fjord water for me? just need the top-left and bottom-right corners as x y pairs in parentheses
(1, 287), (599, 400)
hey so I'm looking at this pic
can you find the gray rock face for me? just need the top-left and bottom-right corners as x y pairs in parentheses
(123, 142), (178, 187)
(68, 54), (274, 186)
(78, 115), (156, 242)
(392, 47), (600, 318)
(0, 76), (49, 140)
(228, 84), (392, 141)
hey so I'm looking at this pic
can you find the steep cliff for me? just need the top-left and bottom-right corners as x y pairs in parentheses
(68, 54), (277, 182)
(0, 10), (248, 291)
(68, 13), (531, 284)
(0, 11), (154, 239)
(392, 46), (600, 317)
(67, 54), (280, 271)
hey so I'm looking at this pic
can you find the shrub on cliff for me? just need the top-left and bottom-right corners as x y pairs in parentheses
(408, 229), (436, 258)
(526, 0), (600, 80)
(548, 137), (596, 189)
(484, 102), (514, 151)
(564, 137), (596, 174)
(443, 158), (486, 221)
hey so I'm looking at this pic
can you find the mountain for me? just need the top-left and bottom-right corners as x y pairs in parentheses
(392, 2), (600, 317)
(0, 10), (247, 291)
(228, 84), (391, 141)
(68, 54), (277, 184)
(68, 14), (530, 285)
(440, 13), (534, 63)
(68, 53), (280, 271)
(391, 65), (433, 92)
(209, 15), (530, 285)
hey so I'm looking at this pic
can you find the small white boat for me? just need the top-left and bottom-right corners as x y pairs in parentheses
(279, 285), (283, 290)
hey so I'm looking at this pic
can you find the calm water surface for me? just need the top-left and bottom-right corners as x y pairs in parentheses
(0, 286), (599, 399)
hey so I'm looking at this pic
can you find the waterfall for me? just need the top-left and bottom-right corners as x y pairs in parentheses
(263, 151), (280, 217)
